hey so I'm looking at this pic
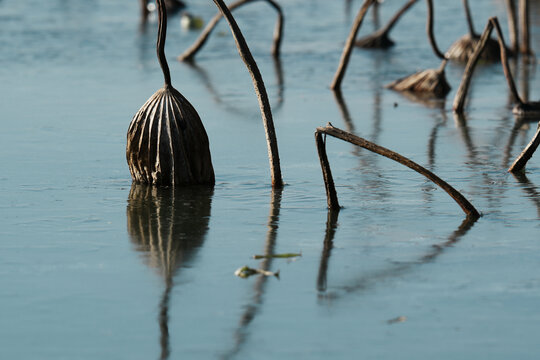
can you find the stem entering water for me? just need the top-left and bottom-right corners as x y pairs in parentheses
(210, 0), (283, 188)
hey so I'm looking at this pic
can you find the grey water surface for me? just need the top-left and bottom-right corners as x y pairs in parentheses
(1, 0), (540, 359)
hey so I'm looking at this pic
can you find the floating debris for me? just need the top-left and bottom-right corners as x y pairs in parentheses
(387, 316), (407, 324)
(252, 252), (301, 259)
(180, 12), (204, 30)
(234, 266), (280, 279)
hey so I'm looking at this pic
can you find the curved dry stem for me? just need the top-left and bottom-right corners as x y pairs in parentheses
(426, 0), (445, 59)
(330, 0), (375, 91)
(380, 0), (418, 35)
(178, 0), (284, 62)
(211, 0), (283, 188)
(315, 124), (480, 219)
(156, 0), (172, 87)
(355, 0), (418, 48)
(491, 17), (524, 105)
(509, 121), (540, 173)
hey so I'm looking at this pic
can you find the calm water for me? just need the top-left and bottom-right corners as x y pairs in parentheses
(2, 0), (540, 358)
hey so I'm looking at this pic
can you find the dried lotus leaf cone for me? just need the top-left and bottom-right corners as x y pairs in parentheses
(127, 86), (214, 185)
(127, 0), (214, 186)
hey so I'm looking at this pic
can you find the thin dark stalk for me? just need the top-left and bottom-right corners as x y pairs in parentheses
(315, 131), (340, 209)
(509, 121), (540, 172)
(211, 0), (283, 188)
(491, 17), (524, 105)
(380, 0), (418, 35)
(315, 124), (480, 219)
(426, 0), (445, 59)
(178, 0), (284, 62)
(463, 0), (476, 37)
(157, 0), (172, 87)
(506, 0), (519, 54)
(330, 0), (375, 91)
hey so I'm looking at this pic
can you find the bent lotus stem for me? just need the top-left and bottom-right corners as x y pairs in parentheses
(508, 122), (540, 173)
(379, 0), (418, 36)
(315, 124), (480, 219)
(178, 0), (284, 62)
(211, 0), (283, 188)
(157, 0), (172, 87)
(355, 0), (418, 48)
(426, 0), (445, 60)
(453, 17), (523, 113)
(330, 0), (376, 91)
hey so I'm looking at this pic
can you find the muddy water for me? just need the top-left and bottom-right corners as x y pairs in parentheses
(1, 0), (540, 359)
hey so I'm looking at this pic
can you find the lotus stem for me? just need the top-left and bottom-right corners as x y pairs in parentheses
(157, 0), (172, 87)
(491, 17), (524, 105)
(380, 0), (418, 35)
(330, 0), (375, 91)
(452, 18), (518, 113)
(506, 0), (519, 54)
(519, 0), (532, 57)
(463, 0), (476, 37)
(211, 0), (283, 188)
(315, 131), (340, 209)
(315, 124), (480, 219)
(426, 0), (445, 60)
(178, 0), (284, 62)
(508, 122), (540, 173)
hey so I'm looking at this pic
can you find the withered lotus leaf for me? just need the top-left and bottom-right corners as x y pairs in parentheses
(127, 0), (214, 186)
(126, 85), (214, 186)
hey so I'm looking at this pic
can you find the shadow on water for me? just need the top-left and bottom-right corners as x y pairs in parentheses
(221, 187), (282, 360)
(317, 214), (478, 302)
(183, 57), (285, 116)
(126, 184), (214, 360)
(317, 209), (340, 293)
(511, 172), (540, 220)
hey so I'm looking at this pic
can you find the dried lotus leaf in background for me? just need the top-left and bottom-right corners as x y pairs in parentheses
(127, 85), (215, 186)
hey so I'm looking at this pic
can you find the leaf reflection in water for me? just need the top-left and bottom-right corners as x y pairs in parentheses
(126, 184), (213, 360)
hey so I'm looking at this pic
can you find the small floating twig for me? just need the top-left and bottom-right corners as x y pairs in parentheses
(178, 0), (284, 62)
(253, 252), (301, 259)
(355, 0), (418, 49)
(210, 0), (283, 188)
(330, 0), (376, 91)
(315, 124), (480, 219)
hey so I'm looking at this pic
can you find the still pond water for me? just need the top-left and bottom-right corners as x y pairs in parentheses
(1, 0), (540, 358)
